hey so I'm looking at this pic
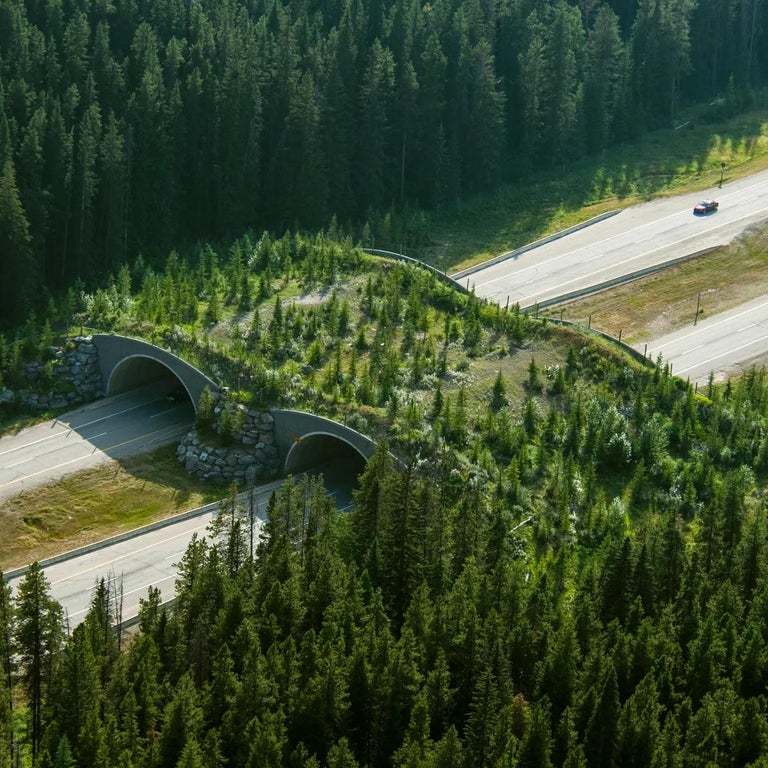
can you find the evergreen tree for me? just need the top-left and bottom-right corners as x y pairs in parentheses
(0, 159), (35, 323)
(15, 563), (63, 763)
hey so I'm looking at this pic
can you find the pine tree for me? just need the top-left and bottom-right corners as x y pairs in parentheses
(518, 701), (553, 768)
(0, 159), (36, 324)
(490, 371), (508, 412)
(52, 737), (76, 768)
(584, 664), (620, 768)
(0, 577), (14, 768)
(15, 563), (63, 763)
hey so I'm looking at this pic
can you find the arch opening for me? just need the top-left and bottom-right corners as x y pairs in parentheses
(107, 355), (196, 412)
(285, 433), (368, 508)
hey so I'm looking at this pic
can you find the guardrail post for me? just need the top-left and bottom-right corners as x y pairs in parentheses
(505, 296), (510, 312)
(588, 314), (592, 329)
(618, 329), (622, 343)
(644, 343), (648, 358)
(694, 291), (701, 326)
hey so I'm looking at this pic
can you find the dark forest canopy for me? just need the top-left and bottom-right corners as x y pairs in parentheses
(0, 0), (766, 323)
(6, 351), (768, 767)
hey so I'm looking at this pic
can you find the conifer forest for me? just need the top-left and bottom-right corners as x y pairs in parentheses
(2, 0), (768, 766)
(1, 0), (768, 322)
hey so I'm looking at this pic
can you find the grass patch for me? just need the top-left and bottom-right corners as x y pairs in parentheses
(549, 227), (768, 343)
(0, 444), (228, 571)
(0, 409), (64, 437)
(417, 106), (768, 272)
(447, 335), (570, 414)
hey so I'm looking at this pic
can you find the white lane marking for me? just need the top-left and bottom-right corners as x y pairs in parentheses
(471, 176), (768, 289)
(67, 573), (179, 620)
(50, 521), (211, 586)
(511, 206), (768, 306)
(648, 298), (768, 351)
(675, 335), (768, 375)
(0, 397), (166, 458)
(150, 405), (185, 420)
(2, 432), (109, 471)
(681, 344), (704, 355)
(0, 424), (188, 491)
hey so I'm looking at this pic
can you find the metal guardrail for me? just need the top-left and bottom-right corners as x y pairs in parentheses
(2, 478), (286, 582)
(544, 317), (654, 367)
(522, 246), (720, 311)
(363, 248), (469, 294)
(450, 209), (622, 281)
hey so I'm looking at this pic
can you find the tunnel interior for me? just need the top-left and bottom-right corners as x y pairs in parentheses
(108, 356), (194, 409)
(285, 433), (368, 508)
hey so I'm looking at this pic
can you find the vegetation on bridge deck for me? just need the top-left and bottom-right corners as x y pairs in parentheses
(4, 233), (768, 765)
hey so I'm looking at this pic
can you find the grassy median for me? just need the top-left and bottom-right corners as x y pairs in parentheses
(419, 107), (768, 273)
(0, 444), (227, 571)
(548, 227), (768, 343)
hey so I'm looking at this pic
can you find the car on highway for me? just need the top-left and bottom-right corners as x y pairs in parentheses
(693, 199), (719, 215)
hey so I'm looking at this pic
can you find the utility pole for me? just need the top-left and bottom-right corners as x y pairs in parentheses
(720, 161), (726, 188)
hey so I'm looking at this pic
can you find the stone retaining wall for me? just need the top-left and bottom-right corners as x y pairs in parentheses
(1, 336), (104, 411)
(177, 394), (281, 484)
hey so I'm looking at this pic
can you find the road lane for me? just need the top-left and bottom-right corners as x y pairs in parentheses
(4, 480), (287, 626)
(466, 168), (768, 308)
(3, 467), (361, 628)
(0, 383), (194, 501)
(640, 294), (768, 383)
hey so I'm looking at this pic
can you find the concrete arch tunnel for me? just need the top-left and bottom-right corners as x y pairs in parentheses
(272, 411), (378, 505)
(91, 336), (378, 504)
(93, 335), (220, 411)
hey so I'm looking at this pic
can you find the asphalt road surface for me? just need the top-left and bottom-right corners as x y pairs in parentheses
(641, 294), (768, 383)
(0, 383), (194, 502)
(5, 467), (358, 627)
(466, 168), (768, 308)
(4, 480), (282, 627)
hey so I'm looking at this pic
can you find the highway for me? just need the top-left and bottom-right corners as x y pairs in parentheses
(465, 168), (768, 308)
(4, 481), (283, 628)
(641, 294), (768, 384)
(3, 462), (357, 628)
(0, 383), (194, 502)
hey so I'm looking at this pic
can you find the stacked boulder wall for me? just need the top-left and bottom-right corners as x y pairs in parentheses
(7, 336), (104, 411)
(177, 397), (280, 484)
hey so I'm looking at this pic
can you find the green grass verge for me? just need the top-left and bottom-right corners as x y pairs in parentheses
(418, 106), (768, 272)
(0, 444), (228, 571)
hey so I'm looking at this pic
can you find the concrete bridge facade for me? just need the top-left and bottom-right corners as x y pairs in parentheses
(92, 335), (220, 413)
(92, 335), (376, 475)
(272, 410), (378, 474)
